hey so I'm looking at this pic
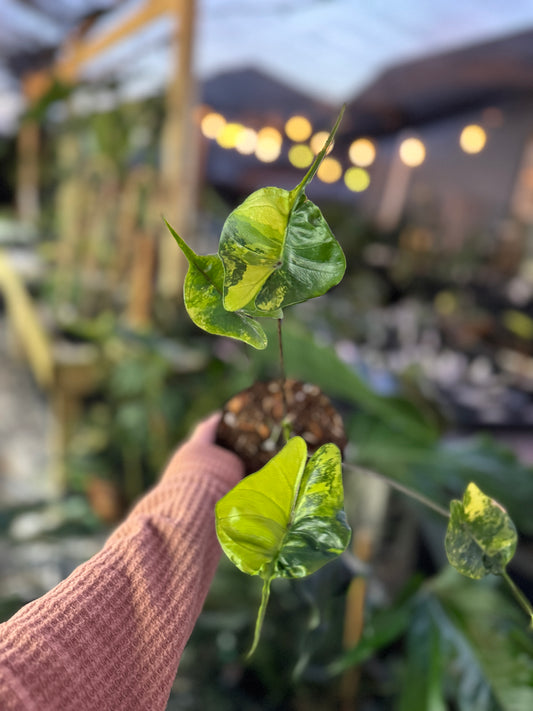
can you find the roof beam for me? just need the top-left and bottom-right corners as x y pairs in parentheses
(23, 0), (179, 101)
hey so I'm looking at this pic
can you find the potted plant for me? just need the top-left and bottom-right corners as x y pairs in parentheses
(165, 109), (532, 657)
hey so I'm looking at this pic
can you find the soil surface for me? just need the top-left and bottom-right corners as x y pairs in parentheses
(216, 379), (347, 474)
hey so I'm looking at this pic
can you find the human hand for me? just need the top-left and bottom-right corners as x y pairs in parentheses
(162, 412), (244, 485)
(187, 412), (222, 446)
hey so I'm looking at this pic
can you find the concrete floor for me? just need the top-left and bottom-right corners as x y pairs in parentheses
(0, 314), (104, 605)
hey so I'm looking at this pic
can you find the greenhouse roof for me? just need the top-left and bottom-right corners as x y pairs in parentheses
(2, 0), (533, 133)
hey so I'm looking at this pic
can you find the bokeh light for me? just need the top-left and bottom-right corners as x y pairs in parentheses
(255, 126), (282, 162)
(460, 124), (487, 154)
(310, 131), (334, 155)
(201, 112), (226, 139)
(317, 157), (342, 183)
(348, 138), (376, 167)
(288, 144), (314, 169)
(285, 115), (312, 142)
(344, 166), (370, 192)
(216, 122), (244, 149)
(399, 137), (426, 167)
(235, 127), (257, 155)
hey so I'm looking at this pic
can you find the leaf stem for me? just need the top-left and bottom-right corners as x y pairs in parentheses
(247, 575), (272, 658)
(343, 462), (450, 519)
(277, 318), (290, 439)
(501, 569), (533, 629)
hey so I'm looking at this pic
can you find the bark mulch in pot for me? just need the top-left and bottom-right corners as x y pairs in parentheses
(216, 379), (347, 475)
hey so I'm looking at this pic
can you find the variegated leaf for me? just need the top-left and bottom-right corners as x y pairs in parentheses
(164, 220), (268, 349)
(445, 482), (517, 579)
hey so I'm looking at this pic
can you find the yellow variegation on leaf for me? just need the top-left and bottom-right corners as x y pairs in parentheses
(218, 108), (346, 315)
(445, 482), (517, 579)
(215, 436), (351, 655)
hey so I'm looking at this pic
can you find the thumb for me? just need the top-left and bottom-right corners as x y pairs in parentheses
(188, 412), (221, 446)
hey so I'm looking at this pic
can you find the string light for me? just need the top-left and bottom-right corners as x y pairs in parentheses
(201, 112), (226, 139)
(255, 126), (282, 162)
(344, 167), (370, 192)
(399, 137), (425, 167)
(201, 107), (498, 175)
(288, 144), (314, 169)
(317, 157), (342, 183)
(460, 124), (487, 154)
(235, 128), (257, 155)
(285, 115), (312, 142)
(310, 131), (334, 155)
(349, 138), (376, 167)
(216, 122), (245, 149)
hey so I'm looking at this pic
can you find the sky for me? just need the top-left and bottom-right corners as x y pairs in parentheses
(2, 0), (533, 133)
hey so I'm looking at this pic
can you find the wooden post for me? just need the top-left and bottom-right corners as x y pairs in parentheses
(127, 231), (157, 329)
(376, 134), (413, 232)
(157, 0), (198, 298)
(340, 473), (390, 710)
(16, 118), (40, 223)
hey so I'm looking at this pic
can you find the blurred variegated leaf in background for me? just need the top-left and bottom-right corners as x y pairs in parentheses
(445, 482), (517, 579)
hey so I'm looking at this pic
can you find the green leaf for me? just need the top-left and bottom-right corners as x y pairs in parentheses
(398, 602), (447, 711)
(445, 482), (517, 579)
(215, 436), (351, 654)
(430, 569), (533, 711)
(164, 220), (268, 349)
(253, 193), (347, 313)
(328, 596), (412, 675)
(218, 113), (346, 313)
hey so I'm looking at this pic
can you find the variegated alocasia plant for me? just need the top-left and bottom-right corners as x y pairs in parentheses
(164, 107), (353, 656)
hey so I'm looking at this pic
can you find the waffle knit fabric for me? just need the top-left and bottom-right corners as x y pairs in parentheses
(0, 423), (243, 710)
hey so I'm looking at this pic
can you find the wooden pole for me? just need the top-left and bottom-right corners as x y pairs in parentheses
(16, 118), (40, 223)
(157, 0), (198, 298)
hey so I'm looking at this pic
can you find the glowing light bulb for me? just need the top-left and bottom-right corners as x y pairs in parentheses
(460, 124), (487, 154)
(399, 137), (425, 167)
(310, 131), (333, 155)
(201, 112), (226, 139)
(348, 138), (376, 167)
(317, 157), (342, 183)
(255, 126), (282, 162)
(235, 128), (257, 155)
(216, 122), (244, 149)
(288, 144), (314, 169)
(285, 115), (312, 142)
(344, 167), (370, 192)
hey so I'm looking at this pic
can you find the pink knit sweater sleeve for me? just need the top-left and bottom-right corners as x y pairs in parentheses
(0, 420), (243, 711)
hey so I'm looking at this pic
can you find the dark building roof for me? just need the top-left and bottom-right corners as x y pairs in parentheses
(340, 28), (533, 138)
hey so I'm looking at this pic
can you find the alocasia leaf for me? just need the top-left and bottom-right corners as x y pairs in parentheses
(218, 109), (346, 313)
(445, 482), (517, 579)
(164, 220), (269, 349)
(215, 436), (351, 655)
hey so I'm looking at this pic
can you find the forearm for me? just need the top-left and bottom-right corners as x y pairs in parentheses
(0, 442), (242, 711)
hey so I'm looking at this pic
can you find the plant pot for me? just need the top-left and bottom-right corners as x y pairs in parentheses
(216, 379), (347, 475)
